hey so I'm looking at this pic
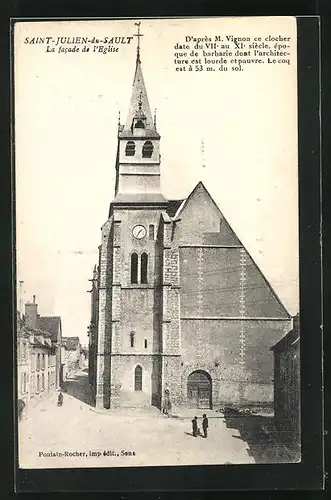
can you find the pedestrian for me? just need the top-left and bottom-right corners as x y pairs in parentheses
(192, 416), (198, 437)
(18, 399), (25, 421)
(202, 413), (209, 438)
(163, 389), (171, 416)
(57, 392), (63, 407)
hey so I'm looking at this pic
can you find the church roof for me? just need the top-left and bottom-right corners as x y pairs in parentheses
(173, 181), (221, 220)
(122, 54), (155, 133)
(166, 199), (185, 217)
(112, 192), (168, 204)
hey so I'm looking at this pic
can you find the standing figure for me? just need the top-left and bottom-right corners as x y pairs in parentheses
(192, 416), (198, 437)
(202, 413), (209, 438)
(57, 392), (63, 407)
(18, 399), (25, 421)
(163, 389), (171, 416)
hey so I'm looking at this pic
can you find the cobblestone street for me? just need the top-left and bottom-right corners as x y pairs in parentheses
(19, 369), (255, 468)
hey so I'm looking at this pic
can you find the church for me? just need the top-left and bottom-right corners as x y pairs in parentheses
(88, 29), (292, 411)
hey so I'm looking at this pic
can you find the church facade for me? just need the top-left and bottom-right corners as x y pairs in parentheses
(88, 43), (292, 411)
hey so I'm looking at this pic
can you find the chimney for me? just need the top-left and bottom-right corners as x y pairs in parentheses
(25, 296), (38, 329)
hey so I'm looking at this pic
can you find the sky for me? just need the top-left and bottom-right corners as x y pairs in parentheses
(14, 17), (299, 347)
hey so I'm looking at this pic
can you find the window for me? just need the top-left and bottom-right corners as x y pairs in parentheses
(37, 353), (40, 371)
(131, 253), (138, 284)
(141, 253), (148, 284)
(142, 141), (153, 158)
(134, 365), (142, 391)
(144, 339), (147, 349)
(130, 331), (135, 348)
(42, 353), (45, 370)
(125, 141), (135, 156)
(37, 374), (40, 392)
(134, 119), (145, 129)
(149, 224), (155, 240)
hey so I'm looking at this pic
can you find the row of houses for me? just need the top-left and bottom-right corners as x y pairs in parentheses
(17, 295), (86, 418)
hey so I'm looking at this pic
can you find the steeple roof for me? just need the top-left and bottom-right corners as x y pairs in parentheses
(123, 54), (155, 132)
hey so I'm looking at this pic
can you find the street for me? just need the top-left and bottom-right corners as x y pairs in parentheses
(18, 369), (255, 468)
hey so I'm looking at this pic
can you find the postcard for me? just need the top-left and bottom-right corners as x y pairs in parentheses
(15, 17), (300, 469)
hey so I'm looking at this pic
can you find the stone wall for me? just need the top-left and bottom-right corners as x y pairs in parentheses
(180, 319), (291, 406)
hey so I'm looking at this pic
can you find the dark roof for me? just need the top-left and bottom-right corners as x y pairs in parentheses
(271, 327), (300, 352)
(38, 316), (61, 342)
(63, 336), (80, 350)
(166, 199), (184, 217)
(119, 129), (160, 139)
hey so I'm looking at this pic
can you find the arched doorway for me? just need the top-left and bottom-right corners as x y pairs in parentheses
(134, 365), (142, 391)
(187, 370), (212, 409)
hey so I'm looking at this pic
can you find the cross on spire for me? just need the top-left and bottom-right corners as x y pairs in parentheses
(134, 21), (144, 62)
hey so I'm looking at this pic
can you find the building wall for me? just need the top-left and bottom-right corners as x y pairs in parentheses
(17, 337), (30, 412)
(95, 206), (165, 408)
(273, 333), (300, 439)
(109, 354), (162, 408)
(29, 347), (56, 407)
(180, 319), (290, 406)
(64, 348), (80, 371)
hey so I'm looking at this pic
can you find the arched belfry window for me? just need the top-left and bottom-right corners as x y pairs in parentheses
(141, 253), (148, 284)
(142, 141), (153, 158)
(131, 253), (138, 284)
(134, 119), (145, 129)
(130, 331), (135, 348)
(125, 141), (135, 156)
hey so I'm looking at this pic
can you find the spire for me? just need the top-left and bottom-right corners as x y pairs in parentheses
(122, 22), (154, 131)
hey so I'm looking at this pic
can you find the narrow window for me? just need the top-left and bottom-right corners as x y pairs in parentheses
(149, 224), (155, 240)
(134, 365), (142, 391)
(37, 353), (40, 371)
(125, 141), (135, 156)
(144, 339), (147, 349)
(37, 374), (40, 392)
(130, 331), (135, 348)
(131, 253), (138, 284)
(141, 253), (148, 284)
(142, 140), (153, 158)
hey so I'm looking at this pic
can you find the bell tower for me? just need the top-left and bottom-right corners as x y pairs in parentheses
(114, 22), (162, 200)
(94, 22), (168, 410)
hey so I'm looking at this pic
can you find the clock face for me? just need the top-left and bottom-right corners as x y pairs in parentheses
(132, 225), (146, 239)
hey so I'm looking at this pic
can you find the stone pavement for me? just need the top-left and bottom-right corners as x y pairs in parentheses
(18, 369), (255, 469)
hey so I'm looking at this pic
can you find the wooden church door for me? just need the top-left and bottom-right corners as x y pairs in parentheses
(187, 370), (212, 409)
